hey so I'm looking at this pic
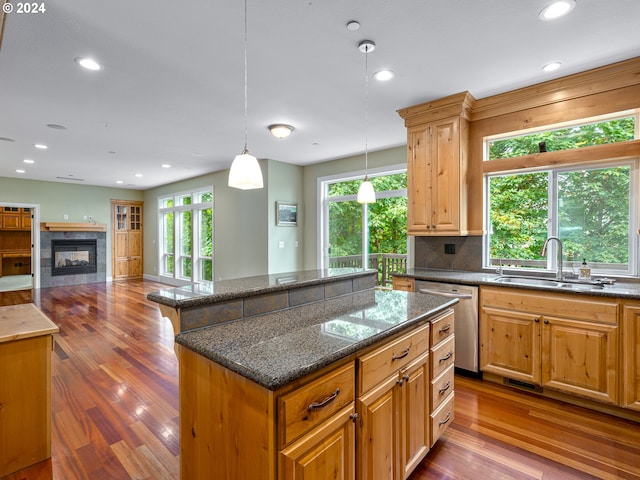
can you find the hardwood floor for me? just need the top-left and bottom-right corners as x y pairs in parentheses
(2, 279), (639, 480)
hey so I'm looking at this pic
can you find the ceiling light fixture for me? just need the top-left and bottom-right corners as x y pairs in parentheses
(539, 0), (576, 21)
(373, 70), (395, 82)
(346, 20), (360, 31)
(543, 62), (562, 72)
(23, 159), (34, 164)
(34, 143), (48, 149)
(75, 57), (103, 71)
(268, 124), (294, 139)
(357, 40), (376, 205)
(228, 0), (263, 190)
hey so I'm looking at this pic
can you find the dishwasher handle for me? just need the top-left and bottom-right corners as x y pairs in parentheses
(418, 288), (473, 299)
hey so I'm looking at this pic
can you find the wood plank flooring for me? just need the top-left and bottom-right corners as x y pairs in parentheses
(1, 279), (639, 480)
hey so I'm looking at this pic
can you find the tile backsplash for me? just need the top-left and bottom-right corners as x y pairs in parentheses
(414, 236), (483, 271)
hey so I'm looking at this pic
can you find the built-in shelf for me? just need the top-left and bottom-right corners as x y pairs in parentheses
(40, 222), (107, 232)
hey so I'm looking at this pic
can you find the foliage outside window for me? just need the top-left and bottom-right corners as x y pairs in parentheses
(486, 114), (638, 277)
(159, 188), (213, 282)
(322, 171), (408, 283)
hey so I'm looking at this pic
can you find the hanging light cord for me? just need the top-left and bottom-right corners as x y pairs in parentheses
(242, 0), (249, 153)
(364, 45), (369, 178)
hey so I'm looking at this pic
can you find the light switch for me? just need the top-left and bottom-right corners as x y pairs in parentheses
(294, 241), (299, 248)
(279, 241), (285, 248)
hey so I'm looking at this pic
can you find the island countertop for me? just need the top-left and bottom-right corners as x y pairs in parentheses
(175, 288), (456, 391)
(0, 303), (59, 343)
(147, 267), (374, 309)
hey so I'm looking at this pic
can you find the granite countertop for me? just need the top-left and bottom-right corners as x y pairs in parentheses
(0, 303), (59, 343)
(175, 289), (456, 391)
(395, 268), (640, 299)
(148, 268), (373, 308)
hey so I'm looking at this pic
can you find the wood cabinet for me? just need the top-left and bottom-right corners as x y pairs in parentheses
(397, 92), (474, 236)
(429, 311), (455, 447)
(392, 276), (414, 292)
(0, 304), (58, 477)
(1, 207), (32, 231)
(622, 302), (640, 411)
(111, 200), (143, 279)
(178, 309), (455, 480)
(480, 287), (619, 404)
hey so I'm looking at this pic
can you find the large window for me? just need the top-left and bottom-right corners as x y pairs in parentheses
(485, 114), (638, 277)
(320, 167), (408, 284)
(159, 188), (213, 282)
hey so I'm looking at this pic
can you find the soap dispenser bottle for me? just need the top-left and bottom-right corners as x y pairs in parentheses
(579, 259), (591, 282)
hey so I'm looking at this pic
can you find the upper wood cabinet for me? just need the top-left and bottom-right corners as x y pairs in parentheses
(1, 207), (32, 231)
(398, 92), (475, 236)
(111, 200), (143, 279)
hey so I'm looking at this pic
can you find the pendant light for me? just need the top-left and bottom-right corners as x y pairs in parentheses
(228, 0), (264, 190)
(357, 40), (376, 204)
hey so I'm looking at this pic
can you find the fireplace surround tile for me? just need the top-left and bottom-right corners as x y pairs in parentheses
(40, 231), (107, 287)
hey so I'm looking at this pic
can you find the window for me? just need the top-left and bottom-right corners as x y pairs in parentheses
(319, 167), (408, 284)
(485, 113), (638, 277)
(159, 188), (213, 282)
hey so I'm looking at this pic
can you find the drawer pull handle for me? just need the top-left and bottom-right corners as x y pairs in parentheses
(307, 388), (340, 411)
(438, 412), (452, 426)
(392, 348), (410, 361)
(438, 381), (451, 395)
(439, 324), (451, 334)
(439, 352), (453, 363)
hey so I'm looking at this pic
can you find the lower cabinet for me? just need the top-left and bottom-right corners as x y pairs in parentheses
(622, 302), (640, 411)
(480, 287), (619, 404)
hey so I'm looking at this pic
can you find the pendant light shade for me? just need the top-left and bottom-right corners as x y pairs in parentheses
(228, 148), (263, 190)
(228, 0), (264, 190)
(357, 177), (376, 203)
(357, 39), (376, 204)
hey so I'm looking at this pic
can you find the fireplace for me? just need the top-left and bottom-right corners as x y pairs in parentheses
(51, 239), (97, 276)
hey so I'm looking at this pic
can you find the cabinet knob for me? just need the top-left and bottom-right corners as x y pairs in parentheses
(534, 317), (540, 323)
(350, 413), (359, 423)
(544, 319), (550, 325)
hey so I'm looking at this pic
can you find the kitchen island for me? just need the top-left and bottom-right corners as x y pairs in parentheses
(149, 269), (457, 479)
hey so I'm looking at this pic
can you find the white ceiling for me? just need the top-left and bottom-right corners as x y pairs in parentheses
(1, 0), (639, 190)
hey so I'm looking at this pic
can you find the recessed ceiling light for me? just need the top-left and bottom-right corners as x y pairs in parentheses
(23, 159), (34, 164)
(539, 0), (576, 21)
(116, 180), (124, 184)
(16, 169), (25, 174)
(0, 137), (15, 142)
(46, 123), (67, 130)
(75, 57), (103, 71)
(346, 21), (360, 31)
(374, 70), (395, 81)
(543, 62), (562, 72)
(34, 143), (48, 149)
(161, 164), (171, 168)
(135, 173), (143, 178)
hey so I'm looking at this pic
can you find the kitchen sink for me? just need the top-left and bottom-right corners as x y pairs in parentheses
(492, 275), (605, 291)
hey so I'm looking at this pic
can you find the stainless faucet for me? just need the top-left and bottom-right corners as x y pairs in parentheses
(541, 236), (563, 280)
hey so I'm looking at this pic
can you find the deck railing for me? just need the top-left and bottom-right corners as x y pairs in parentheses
(329, 253), (407, 286)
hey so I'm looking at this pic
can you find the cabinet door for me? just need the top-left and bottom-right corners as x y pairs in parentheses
(2, 210), (20, 229)
(357, 375), (399, 480)
(21, 208), (32, 230)
(430, 117), (461, 233)
(280, 403), (355, 480)
(406, 125), (432, 234)
(542, 316), (618, 404)
(399, 352), (430, 478)
(622, 304), (640, 410)
(480, 306), (541, 384)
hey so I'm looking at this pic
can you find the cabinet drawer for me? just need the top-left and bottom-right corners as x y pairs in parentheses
(278, 362), (355, 448)
(357, 322), (430, 395)
(430, 310), (455, 346)
(431, 334), (455, 379)
(392, 277), (415, 292)
(431, 365), (454, 411)
(431, 393), (454, 447)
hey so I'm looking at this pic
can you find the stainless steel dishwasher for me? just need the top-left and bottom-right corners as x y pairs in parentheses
(415, 280), (479, 376)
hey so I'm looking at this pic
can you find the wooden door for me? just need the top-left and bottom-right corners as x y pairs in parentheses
(406, 125), (433, 235)
(623, 303), (640, 410)
(480, 306), (541, 384)
(2, 207), (20, 230)
(279, 404), (355, 480)
(112, 201), (143, 279)
(430, 117), (461, 233)
(357, 374), (400, 480)
(399, 352), (430, 479)
(542, 315), (618, 404)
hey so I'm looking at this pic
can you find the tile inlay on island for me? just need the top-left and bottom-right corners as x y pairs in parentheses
(148, 268), (458, 479)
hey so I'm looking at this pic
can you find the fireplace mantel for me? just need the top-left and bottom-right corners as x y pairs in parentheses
(40, 222), (107, 232)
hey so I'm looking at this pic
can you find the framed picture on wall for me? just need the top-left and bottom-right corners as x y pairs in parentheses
(276, 202), (298, 226)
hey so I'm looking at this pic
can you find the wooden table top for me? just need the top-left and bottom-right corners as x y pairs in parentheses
(0, 303), (59, 343)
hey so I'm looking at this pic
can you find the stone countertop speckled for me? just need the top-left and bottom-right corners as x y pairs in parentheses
(175, 289), (456, 391)
(395, 268), (640, 299)
(147, 268), (373, 308)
